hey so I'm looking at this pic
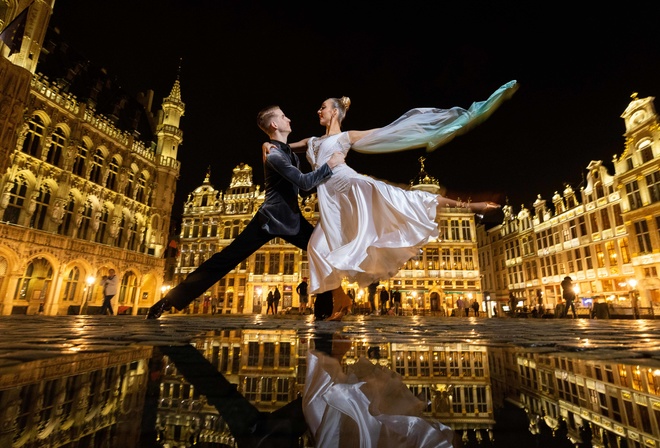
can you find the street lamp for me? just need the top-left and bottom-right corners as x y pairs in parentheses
(80, 275), (96, 315)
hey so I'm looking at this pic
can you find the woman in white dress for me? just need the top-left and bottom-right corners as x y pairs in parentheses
(270, 81), (518, 320)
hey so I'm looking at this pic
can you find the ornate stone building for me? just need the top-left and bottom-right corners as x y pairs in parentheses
(479, 92), (660, 317)
(174, 158), (486, 315)
(0, 1), (182, 315)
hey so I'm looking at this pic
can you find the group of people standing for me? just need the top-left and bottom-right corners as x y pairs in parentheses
(266, 286), (281, 315)
(455, 297), (481, 317)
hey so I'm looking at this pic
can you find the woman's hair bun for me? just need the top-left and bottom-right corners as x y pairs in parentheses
(340, 96), (351, 110)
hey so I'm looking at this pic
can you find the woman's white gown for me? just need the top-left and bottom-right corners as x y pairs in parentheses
(306, 132), (439, 294)
(304, 80), (518, 294)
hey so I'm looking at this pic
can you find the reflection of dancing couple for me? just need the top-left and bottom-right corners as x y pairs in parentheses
(158, 331), (458, 447)
(146, 80), (518, 321)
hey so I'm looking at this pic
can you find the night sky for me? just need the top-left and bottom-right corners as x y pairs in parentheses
(47, 1), (660, 224)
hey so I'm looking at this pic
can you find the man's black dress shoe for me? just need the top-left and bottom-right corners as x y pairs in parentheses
(146, 299), (172, 319)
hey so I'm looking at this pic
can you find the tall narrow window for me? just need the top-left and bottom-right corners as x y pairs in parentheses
(58, 195), (76, 237)
(106, 157), (120, 191)
(595, 243), (605, 268)
(634, 219), (653, 254)
(2, 177), (28, 224)
(72, 142), (88, 176)
(254, 253), (265, 275)
(135, 173), (147, 203)
(89, 149), (104, 184)
(464, 248), (474, 270)
(625, 180), (643, 210)
(21, 115), (45, 157)
(29, 186), (51, 230)
(450, 220), (460, 240)
(619, 237), (631, 264)
(94, 207), (109, 243)
(600, 208), (611, 231)
(62, 267), (80, 302)
(269, 253), (280, 275)
(78, 202), (94, 240)
(606, 241), (617, 267)
(461, 220), (471, 240)
(46, 128), (66, 167)
(646, 172), (660, 204)
(283, 252), (295, 275)
(584, 246), (593, 270)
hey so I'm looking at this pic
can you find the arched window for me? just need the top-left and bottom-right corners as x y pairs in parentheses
(46, 128), (66, 167)
(89, 149), (104, 184)
(118, 272), (138, 306)
(21, 115), (45, 157)
(14, 257), (53, 306)
(72, 141), (89, 177)
(29, 185), (51, 230)
(106, 157), (120, 191)
(61, 267), (80, 302)
(2, 176), (28, 224)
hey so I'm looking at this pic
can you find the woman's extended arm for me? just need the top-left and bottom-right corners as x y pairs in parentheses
(347, 129), (379, 145)
(289, 138), (309, 151)
(437, 195), (501, 213)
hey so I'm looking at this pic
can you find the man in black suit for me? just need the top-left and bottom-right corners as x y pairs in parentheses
(146, 106), (345, 319)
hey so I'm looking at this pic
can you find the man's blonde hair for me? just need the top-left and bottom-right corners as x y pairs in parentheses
(257, 105), (280, 134)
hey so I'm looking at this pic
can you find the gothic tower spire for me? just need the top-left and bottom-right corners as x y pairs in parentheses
(156, 59), (185, 160)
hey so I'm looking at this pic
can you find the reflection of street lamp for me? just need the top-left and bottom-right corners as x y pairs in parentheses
(628, 278), (639, 319)
(161, 284), (171, 299)
(80, 275), (96, 315)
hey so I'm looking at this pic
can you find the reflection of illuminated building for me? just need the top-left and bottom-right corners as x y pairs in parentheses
(0, 347), (152, 447)
(174, 157), (485, 316)
(154, 329), (496, 446)
(490, 346), (660, 446)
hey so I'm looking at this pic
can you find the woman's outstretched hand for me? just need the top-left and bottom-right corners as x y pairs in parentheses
(262, 142), (276, 163)
(470, 201), (501, 213)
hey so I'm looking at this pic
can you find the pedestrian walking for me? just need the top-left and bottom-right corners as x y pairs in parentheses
(100, 269), (118, 315)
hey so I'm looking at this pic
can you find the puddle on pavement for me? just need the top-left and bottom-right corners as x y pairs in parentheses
(1, 325), (659, 447)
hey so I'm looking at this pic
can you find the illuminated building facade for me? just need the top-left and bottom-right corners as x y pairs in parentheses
(0, 1), (182, 315)
(174, 158), (485, 315)
(479, 93), (660, 317)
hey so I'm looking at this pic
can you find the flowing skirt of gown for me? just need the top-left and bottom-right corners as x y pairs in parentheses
(303, 350), (455, 448)
(306, 135), (439, 294)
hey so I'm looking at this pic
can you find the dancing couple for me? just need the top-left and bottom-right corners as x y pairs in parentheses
(147, 80), (518, 321)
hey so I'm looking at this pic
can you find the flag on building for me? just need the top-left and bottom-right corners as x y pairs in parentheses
(0, 5), (30, 56)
